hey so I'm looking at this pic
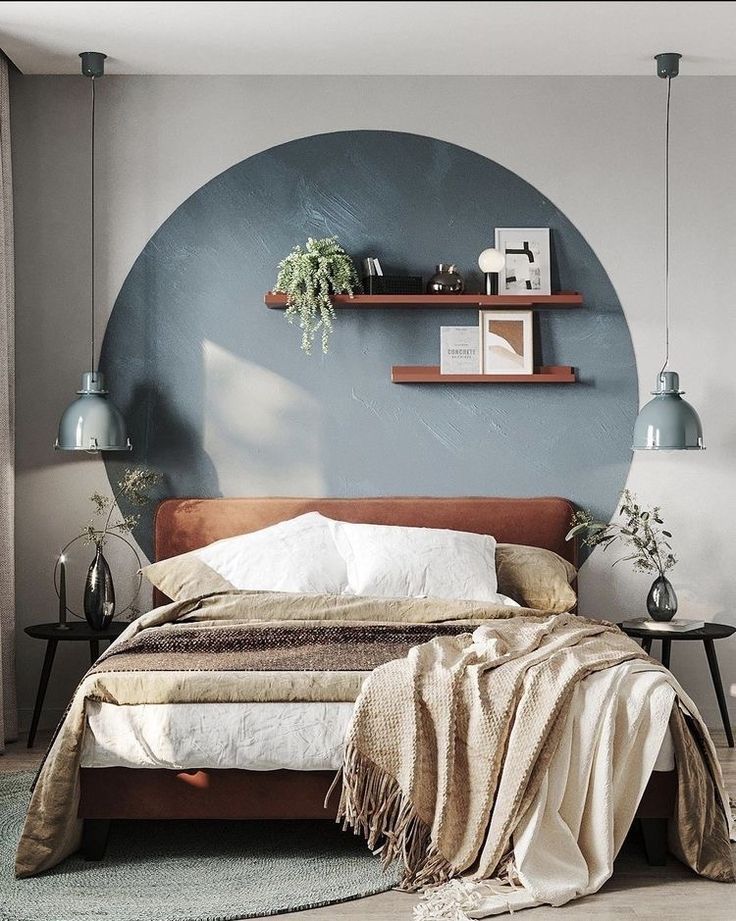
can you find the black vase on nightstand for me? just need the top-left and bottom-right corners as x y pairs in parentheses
(84, 543), (116, 630)
(646, 575), (678, 622)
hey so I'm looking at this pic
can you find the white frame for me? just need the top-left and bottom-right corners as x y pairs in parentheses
(479, 309), (534, 375)
(494, 228), (551, 296)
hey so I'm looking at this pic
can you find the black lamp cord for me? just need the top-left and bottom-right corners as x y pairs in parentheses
(90, 74), (96, 376)
(658, 75), (671, 383)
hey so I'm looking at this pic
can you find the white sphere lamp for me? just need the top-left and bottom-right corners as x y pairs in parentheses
(478, 248), (505, 295)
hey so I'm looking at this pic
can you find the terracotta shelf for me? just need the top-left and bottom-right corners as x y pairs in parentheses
(265, 292), (583, 310)
(391, 365), (577, 384)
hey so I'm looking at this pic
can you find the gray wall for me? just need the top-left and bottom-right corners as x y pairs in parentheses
(101, 128), (636, 558)
(10, 75), (736, 732)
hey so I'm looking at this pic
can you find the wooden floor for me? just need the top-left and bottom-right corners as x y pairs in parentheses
(2, 732), (734, 921)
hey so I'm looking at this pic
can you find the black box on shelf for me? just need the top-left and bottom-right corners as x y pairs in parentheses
(362, 275), (424, 295)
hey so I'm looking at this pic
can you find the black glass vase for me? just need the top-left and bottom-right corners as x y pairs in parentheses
(84, 543), (116, 630)
(646, 575), (677, 622)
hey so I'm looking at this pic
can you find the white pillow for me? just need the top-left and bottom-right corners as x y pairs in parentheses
(196, 511), (347, 593)
(143, 512), (349, 601)
(328, 520), (515, 604)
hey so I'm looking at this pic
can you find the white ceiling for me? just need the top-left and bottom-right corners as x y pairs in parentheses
(2, 1), (736, 76)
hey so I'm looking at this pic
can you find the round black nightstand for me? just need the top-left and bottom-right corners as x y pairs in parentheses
(618, 621), (735, 747)
(24, 620), (128, 748)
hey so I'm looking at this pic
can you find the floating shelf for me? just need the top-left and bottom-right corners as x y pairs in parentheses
(391, 365), (578, 384)
(265, 292), (583, 310)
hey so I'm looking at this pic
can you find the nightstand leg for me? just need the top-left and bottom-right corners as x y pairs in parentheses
(703, 639), (734, 747)
(641, 637), (653, 655)
(28, 639), (58, 748)
(660, 639), (671, 670)
(89, 640), (100, 664)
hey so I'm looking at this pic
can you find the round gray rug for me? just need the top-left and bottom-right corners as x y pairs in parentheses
(1, 772), (398, 921)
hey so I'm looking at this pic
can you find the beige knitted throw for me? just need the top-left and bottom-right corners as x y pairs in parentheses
(336, 612), (735, 889)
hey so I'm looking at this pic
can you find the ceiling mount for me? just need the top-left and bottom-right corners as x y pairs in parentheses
(654, 52), (681, 79)
(79, 51), (106, 78)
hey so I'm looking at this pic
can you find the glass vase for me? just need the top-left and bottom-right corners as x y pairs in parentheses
(427, 263), (465, 294)
(646, 575), (677, 622)
(84, 542), (116, 630)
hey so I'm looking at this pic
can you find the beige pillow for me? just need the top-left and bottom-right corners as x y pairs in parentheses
(143, 553), (235, 602)
(495, 543), (577, 613)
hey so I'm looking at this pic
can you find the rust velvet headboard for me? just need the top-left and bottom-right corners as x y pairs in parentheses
(153, 496), (578, 606)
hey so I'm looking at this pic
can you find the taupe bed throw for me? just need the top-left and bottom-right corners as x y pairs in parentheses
(336, 612), (734, 889)
(15, 592), (733, 887)
(15, 590), (526, 878)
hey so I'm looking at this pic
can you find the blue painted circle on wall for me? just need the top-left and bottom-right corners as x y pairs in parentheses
(102, 130), (636, 559)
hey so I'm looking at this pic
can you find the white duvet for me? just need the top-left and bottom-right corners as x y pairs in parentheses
(81, 700), (355, 771)
(80, 690), (675, 773)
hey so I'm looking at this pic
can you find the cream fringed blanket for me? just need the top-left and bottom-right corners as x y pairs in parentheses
(337, 612), (735, 896)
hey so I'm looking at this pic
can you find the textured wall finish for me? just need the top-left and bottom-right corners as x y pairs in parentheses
(14, 77), (733, 731)
(100, 130), (636, 557)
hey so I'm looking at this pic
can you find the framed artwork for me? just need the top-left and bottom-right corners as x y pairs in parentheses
(494, 228), (551, 295)
(440, 326), (481, 374)
(479, 310), (534, 374)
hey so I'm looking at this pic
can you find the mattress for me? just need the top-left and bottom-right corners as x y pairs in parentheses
(80, 699), (676, 773)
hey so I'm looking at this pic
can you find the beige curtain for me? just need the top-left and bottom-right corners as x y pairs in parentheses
(0, 52), (16, 749)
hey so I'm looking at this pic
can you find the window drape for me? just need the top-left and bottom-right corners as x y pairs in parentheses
(0, 51), (17, 749)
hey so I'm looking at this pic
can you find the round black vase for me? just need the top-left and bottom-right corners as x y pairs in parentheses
(646, 575), (677, 622)
(84, 543), (116, 630)
(427, 263), (464, 294)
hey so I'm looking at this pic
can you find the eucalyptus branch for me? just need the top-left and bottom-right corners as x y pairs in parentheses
(566, 490), (676, 577)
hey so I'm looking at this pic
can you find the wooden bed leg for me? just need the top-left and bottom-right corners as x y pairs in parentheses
(640, 817), (668, 866)
(82, 819), (111, 861)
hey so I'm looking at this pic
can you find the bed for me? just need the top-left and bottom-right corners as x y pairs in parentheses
(74, 496), (676, 864)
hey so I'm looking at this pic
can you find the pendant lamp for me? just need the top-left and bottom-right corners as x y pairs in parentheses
(55, 52), (131, 452)
(632, 52), (704, 451)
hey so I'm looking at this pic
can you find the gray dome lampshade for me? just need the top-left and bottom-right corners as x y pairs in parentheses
(55, 372), (132, 452)
(632, 371), (704, 451)
(633, 53), (705, 452)
(55, 52), (132, 454)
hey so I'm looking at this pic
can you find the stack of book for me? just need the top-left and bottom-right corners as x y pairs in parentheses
(622, 618), (704, 633)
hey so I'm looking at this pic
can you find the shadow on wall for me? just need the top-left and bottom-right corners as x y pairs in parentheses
(105, 382), (221, 558)
(99, 130), (638, 558)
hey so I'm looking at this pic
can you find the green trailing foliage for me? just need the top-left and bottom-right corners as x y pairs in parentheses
(274, 236), (360, 354)
(566, 489), (676, 577)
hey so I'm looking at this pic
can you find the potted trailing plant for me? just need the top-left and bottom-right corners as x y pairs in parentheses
(566, 490), (678, 621)
(82, 468), (161, 629)
(274, 236), (360, 354)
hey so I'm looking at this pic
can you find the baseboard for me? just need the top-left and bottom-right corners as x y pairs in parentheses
(16, 707), (66, 735)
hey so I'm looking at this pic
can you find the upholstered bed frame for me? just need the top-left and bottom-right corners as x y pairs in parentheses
(78, 497), (674, 864)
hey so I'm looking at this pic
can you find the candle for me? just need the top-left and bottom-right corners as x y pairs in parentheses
(58, 554), (68, 627)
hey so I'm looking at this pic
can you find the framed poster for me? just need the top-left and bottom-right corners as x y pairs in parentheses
(479, 310), (534, 374)
(440, 326), (481, 374)
(494, 228), (551, 295)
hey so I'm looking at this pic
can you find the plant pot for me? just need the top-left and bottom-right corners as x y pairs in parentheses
(646, 575), (677, 622)
(84, 543), (116, 630)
